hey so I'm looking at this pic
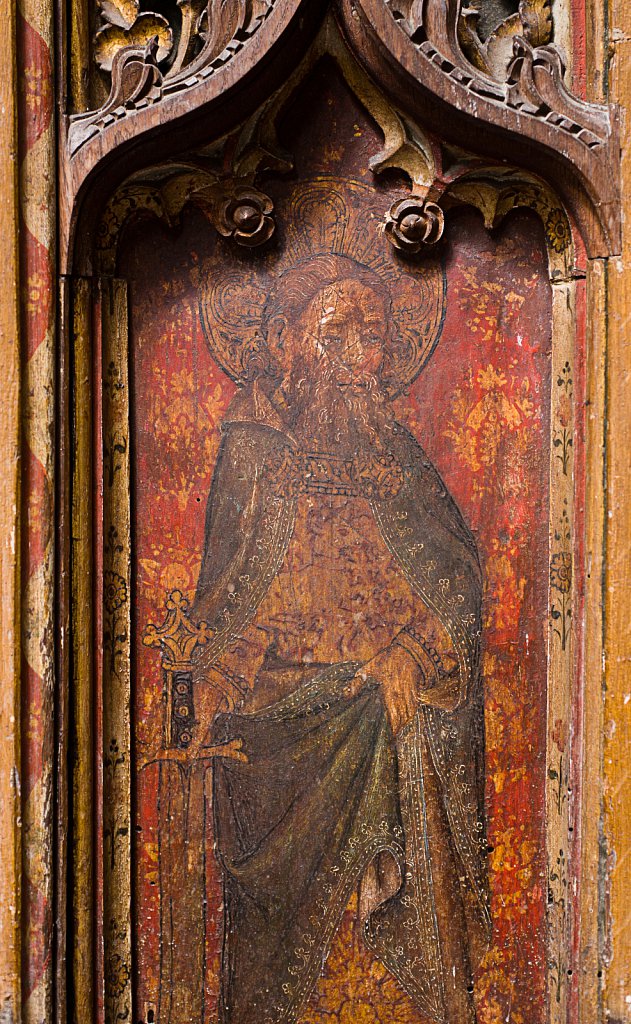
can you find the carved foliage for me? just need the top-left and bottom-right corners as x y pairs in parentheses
(506, 37), (606, 145)
(385, 196), (444, 253)
(95, 1), (173, 71)
(386, 0), (611, 152)
(214, 185), (275, 246)
(94, 0), (270, 80)
(459, 0), (552, 79)
(69, 0), (275, 153)
(98, 170), (276, 275)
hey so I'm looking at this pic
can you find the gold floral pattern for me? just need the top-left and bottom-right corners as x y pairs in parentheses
(300, 896), (430, 1024)
(130, 191), (554, 1020)
(444, 364), (535, 488)
(545, 209), (571, 254)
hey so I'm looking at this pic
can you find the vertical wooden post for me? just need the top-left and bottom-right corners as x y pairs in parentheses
(71, 278), (95, 1024)
(579, 257), (608, 1023)
(101, 278), (133, 1024)
(17, 1), (58, 1021)
(0, 1), (22, 1020)
(603, 3), (631, 1020)
(69, 0), (91, 112)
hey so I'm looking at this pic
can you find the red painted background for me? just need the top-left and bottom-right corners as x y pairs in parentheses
(124, 66), (552, 1024)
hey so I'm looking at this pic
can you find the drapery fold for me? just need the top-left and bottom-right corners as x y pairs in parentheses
(156, 404), (490, 1023)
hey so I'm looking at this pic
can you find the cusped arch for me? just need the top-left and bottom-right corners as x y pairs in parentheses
(63, 0), (619, 274)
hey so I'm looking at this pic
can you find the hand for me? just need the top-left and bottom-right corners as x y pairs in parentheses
(347, 643), (424, 736)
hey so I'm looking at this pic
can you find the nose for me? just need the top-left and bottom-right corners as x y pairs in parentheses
(340, 324), (364, 366)
(341, 325), (380, 369)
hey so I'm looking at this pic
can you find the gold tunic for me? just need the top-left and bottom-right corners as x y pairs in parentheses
(209, 487), (458, 710)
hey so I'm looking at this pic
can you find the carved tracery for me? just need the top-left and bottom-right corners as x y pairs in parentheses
(70, 0), (280, 154)
(61, 0), (619, 274)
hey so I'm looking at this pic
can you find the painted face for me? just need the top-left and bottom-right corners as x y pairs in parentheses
(301, 279), (387, 388)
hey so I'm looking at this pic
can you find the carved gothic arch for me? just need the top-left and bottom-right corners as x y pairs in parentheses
(6, 0), (631, 1022)
(61, 0), (619, 274)
(55, 5), (621, 1024)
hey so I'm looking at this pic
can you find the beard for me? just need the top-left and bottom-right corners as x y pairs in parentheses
(281, 359), (393, 457)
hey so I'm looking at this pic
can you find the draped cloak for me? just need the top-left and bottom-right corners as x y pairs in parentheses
(157, 386), (491, 1024)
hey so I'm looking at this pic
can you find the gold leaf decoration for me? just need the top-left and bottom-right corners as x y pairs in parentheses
(99, 0), (143, 28)
(519, 0), (553, 47)
(95, 0), (173, 73)
(170, 0), (208, 74)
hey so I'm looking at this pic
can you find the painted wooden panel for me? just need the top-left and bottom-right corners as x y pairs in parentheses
(119, 70), (555, 1024)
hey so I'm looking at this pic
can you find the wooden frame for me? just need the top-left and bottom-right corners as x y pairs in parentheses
(2, 1), (630, 1023)
(65, 10), (614, 1023)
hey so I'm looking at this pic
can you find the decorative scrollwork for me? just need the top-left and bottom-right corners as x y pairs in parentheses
(95, 1), (173, 72)
(387, 0), (612, 153)
(506, 37), (605, 146)
(69, 1), (277, 153)
(459, 0), (552, 79)
(95, 0), (271, 79)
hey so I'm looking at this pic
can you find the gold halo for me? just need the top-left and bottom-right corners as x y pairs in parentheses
(199, 177), (446, 394)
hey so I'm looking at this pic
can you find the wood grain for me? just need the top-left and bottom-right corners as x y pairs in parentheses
(580, 259), (607, 1024)
(0, 2), (623, 1022)
(69, 0), (91, 112)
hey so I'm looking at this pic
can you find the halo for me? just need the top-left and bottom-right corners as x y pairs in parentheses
(199, 177), (446, 393)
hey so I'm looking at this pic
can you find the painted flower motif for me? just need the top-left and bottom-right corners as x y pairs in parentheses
(107, 953), (130, 998)
(104, 570), (128, 612)
(545, 209), (571, 253)
(550, 551), (572, 593)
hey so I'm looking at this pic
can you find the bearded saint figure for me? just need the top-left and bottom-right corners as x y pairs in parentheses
(157, 252), (490, 1024)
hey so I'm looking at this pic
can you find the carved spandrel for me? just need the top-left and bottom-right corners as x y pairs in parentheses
(69, 0), (276, 154)
(386, 0), (611, 149)
(95, 0), (272, 81)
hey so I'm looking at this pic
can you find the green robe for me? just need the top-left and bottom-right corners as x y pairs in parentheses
(161, 393), (491, 1024)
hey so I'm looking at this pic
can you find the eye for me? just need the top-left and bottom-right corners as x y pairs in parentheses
(321, 335), (343, 348)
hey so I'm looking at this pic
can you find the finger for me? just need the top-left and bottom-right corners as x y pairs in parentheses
(402, 684), (417, 725)
(219, 738), (249, 763)
(344, 677), (358, 698)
